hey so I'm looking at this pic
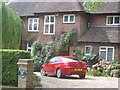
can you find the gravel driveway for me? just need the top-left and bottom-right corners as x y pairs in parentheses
(34, 72), (118, 88)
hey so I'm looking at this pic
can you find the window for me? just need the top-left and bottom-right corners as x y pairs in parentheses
(44, 15), (55, 35)
(27, 42), (32, 53)
(99, 46), (114, 61)
(63, 14), (75, 23)
(49, 57), (56, 63)
(106, 16), (120, 25)
(85, 46), (92, 55)
(28, 18), (39, 32)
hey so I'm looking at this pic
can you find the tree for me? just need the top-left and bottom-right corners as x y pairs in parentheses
(1, 2), (22, 49)
(83, 0), (105, 11)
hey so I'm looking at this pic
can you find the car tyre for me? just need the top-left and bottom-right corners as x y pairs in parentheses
(79, 74), (85, 79)
(56, 68), (62, 78)
(40, 68), (47, 76)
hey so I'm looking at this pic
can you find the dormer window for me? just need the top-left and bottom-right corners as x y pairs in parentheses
(28, 18), (39, 32)
(106, 16), (120, 25)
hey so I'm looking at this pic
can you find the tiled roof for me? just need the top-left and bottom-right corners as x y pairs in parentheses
(89, 2), (120, 14)
(8, 1), (120, 16)
(78, 28), (120, 43)
(9, 1), (83, 16)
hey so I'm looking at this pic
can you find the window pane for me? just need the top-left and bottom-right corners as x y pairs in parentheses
(50, 16), (54, 22)
(29, 19), (33, 23)
(29, 24), (32, 30)
(85, 47), (91, 54)
(55, 58), (61, 62)
(114, 17), (119, 24)
(45, 16), (49, 22)
(107, 48), (113, 61)
(28, 49), (31, 52)
(70, 16), (74, 22)
(100, 47), (106, 50)
(45, 25), (49, 33)
(34, 23), (37, 30)
(100, 51), (106, 60)
(34, 19), (38, 22)
(64, 16), (68, 22)
(50, 58), (56, 63)
(50, 24), (54, 33)
(108, 17), (113, 24)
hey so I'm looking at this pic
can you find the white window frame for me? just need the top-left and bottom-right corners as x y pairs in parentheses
(106, 16), (120, 25)
(28, 18), (39, 32)
(27, 43), (32, 53)
(44, 15), (55, 35)
(84, 45), (92, 55)
(63, 14), (75, 23)
(99, 46), (114, 61)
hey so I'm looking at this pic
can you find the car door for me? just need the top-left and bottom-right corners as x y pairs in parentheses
(47, 58), (56, 74)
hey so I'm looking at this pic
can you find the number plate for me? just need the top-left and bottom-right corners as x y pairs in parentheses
(74, 68), (82, 71)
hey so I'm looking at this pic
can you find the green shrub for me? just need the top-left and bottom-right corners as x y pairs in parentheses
(33, 74), (42, 87)
(32, 30), (76, 71)
(2, 2), (22, 49)
(1, 49), (30, 86)
(76, 50), (99, 67)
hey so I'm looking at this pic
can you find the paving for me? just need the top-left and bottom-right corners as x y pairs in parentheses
(34, 72), (118, 88)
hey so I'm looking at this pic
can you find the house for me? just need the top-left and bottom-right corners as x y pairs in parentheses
(9, 1), (120, 61)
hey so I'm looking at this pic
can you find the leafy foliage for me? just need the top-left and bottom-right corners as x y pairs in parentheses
(32, 30), (76, 71)
(76, 50), (99, 67)
(33, 74), (42, 87)
(31, 40), (42, 57)
(1, 49), (30, 86)
(83, 0), (105, 11)
(2, 2), (22, 49)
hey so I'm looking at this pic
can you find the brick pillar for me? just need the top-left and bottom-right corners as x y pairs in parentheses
(17, 59), (34, 89)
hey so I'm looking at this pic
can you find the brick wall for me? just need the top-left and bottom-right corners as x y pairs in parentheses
(69, 42), (119, 61)
(21, 12), (88, 50)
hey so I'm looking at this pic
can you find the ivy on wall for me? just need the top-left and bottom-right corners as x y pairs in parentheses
(2, 2), (22, 49)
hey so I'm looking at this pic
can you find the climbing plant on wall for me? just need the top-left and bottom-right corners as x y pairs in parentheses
(2, 2), (22, 49)
(32, 29), (77, 71)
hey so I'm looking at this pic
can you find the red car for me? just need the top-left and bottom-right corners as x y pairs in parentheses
(40, 56), (87, 79)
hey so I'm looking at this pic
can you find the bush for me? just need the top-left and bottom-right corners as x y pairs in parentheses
(1, 49), (30, 86)
(32, 30), (76, 71)
(33, 74), (42, 87)
(76, 50), (99, 67)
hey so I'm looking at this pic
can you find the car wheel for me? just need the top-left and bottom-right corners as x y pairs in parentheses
(40, 68), (47, 76)
(79, 74), (85, 79)
(56, 69), (62, 78)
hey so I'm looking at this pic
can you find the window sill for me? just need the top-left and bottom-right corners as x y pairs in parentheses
(44, 33), (55, 35)
(63, 22), (75, 24)
(106, 24), (120, 26)
(28, 30), (39, 32)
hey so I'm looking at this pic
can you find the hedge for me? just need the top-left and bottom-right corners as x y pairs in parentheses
(1, 49), (30, 86)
